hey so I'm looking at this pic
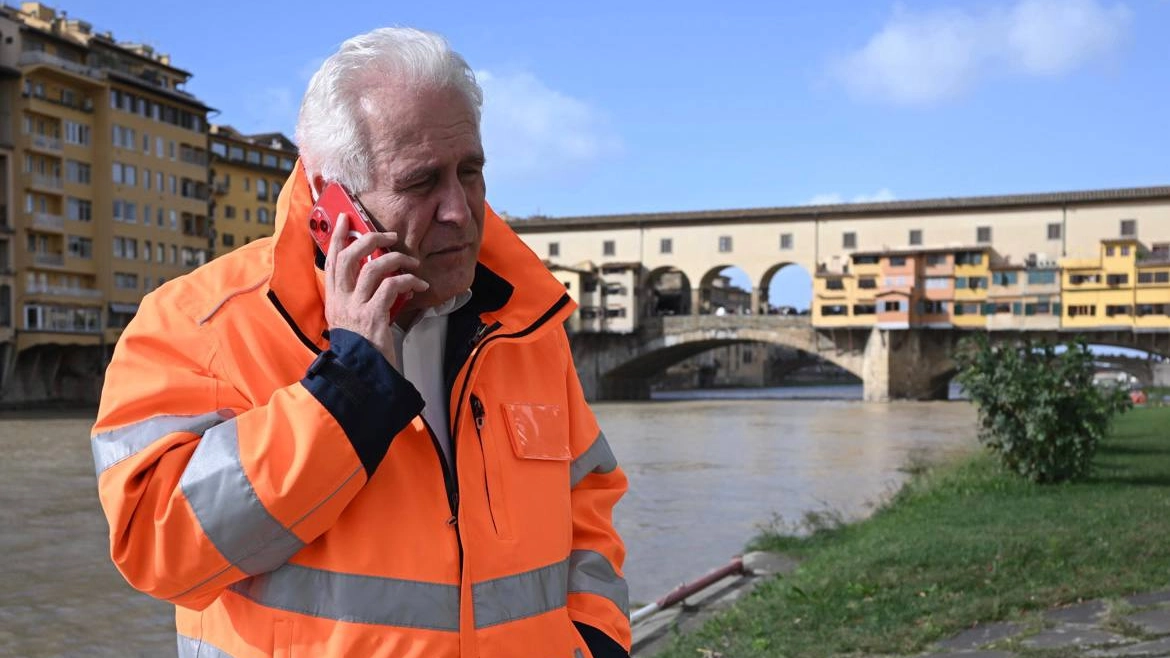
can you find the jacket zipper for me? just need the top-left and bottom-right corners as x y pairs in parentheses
(469, 393), (500, 533)
(449, 293), (571, 446)
(419, 415), (459, 524)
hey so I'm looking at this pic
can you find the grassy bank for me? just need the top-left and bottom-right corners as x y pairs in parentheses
(655, 407), (1170, 657)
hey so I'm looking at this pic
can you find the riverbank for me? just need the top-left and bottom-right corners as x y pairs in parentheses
(652, 406), (1170, 657)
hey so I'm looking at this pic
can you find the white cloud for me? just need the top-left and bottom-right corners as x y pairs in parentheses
(832, 0), (1132, 105)
(804, 188), (896, 205)
(477, 70), (622, 182)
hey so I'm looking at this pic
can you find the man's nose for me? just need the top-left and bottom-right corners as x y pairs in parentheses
(435, 175), (472, 226)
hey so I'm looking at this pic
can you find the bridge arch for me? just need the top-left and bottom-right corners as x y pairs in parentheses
(600, 319), (866, 396)
(697, 265), (754, 315)
(760, 261), (813, 315)
(644, 266), (693, 316)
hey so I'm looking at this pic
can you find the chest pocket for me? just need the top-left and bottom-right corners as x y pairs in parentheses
(475, 399), (572, 541)
(502, 402), (571, 461)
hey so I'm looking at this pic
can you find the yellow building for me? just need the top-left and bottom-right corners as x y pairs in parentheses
(949, 248), (992, 329)
(208, 125), (296, 256)
(1135, 243), (1170, 332)
(5, 1), (212, 357)
(812, 268), (854, 327)
(1060, 239), (1158, 330)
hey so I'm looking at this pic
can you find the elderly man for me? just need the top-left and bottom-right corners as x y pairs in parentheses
(91, 28), (629, 658)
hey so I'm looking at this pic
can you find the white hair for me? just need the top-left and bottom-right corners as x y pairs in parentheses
(295, 27), (483, 194)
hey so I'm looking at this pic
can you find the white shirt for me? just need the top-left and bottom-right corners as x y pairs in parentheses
(390, 291), (472, 471)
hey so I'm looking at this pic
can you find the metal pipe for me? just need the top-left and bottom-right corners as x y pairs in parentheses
(630, 557), (745, 626)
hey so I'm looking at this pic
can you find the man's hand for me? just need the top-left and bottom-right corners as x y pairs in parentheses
(323, 213), (429, 366)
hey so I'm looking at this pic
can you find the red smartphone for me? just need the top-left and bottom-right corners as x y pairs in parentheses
(308, 181), (409, 321)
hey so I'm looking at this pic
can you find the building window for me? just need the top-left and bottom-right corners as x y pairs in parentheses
(65, 197), (91, 221)
(780, 233), (793, 250)
(852, 304), (876, 315)
(888, 256), (907, 266)
(603, 240), (615, 256)
(843, 232), (856, 249)
(1105, 305), (1132, 317)
(1106, 273), (1128, 286)
(257, 179), (268, 201)
(820, 304), (848, 316)
(925, 254), (947, 267)
(1120, 219), (1137, 237)
(548, 242), (559, 258)
(880, 301), (902, 312)
(992, 271), (1018, 286)
(1026, 270), (1057, 285)
(924, 276), (949, 290)
(954, 251), (983, 266)
(1067, 305), (1096, 317)
(244, 209), (251, 223)
(976, 226), (992, 243)
(67, 235), (92, 259)
(718, 236), (732, 253)
(660, 238), (672, 254)
(825, 278), (845, 290)
(1047, 223), (1061, 240)
(858, 277), (877, 289)
(114, 272), (138, 290)
(223, 233), (235, 247)
(909, 229), (922, 246)
(257, 208), (270, 224)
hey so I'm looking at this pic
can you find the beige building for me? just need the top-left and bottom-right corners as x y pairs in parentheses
(208, 125), (296, 256)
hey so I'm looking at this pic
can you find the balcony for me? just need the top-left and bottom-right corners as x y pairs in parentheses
(34, 252), (65, 267)
(30, 212), (65, 232)
(29, 174), (63, 192)
(18, 51), (105, 82)
(25, 282), (102, 299)
(25, 133), (62, 154)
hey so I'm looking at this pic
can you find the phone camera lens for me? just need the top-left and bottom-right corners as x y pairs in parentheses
(320, 220), (329, 234)
(309, 218), (318, 231)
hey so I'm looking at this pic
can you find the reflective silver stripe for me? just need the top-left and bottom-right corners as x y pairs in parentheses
(473, 559), (569, 628)
(568, 549), (629, 617)
(177, 634), (235, 658)
(574, 650), (585, 658)
(229, 563), (460, 631)
(180, 418), (305, 575)
(570, 431), (618, 488)
(91, 410), (234, 476)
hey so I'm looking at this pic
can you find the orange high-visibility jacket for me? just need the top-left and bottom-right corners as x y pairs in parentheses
(91, 163), (630, 657)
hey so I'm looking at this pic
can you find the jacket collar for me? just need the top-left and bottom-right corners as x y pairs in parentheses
(266, 162), (574, 352)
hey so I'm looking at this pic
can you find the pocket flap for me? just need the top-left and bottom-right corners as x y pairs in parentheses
(501, 402), (570, 461)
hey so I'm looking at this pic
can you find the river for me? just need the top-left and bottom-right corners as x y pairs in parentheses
(0, 390), (977, 655)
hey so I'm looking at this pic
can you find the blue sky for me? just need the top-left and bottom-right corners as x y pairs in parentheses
(53, 0), (1170, 309)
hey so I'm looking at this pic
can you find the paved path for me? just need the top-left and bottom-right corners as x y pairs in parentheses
(914, 590), (1170, 658)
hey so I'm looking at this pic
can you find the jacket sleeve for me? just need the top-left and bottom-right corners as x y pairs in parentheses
(561, 335), (632, 655)
(91, 294), (422, 611)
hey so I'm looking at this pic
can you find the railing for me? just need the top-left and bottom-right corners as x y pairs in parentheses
(27, 134), (63, 152)
(30, 174), (63, 190)
(25, 283), (102, 298)
(30, 213), (65, 231)
(18, 51), (105, 81)
(33, 252), (65, 267)
(658, 314), (812, 333)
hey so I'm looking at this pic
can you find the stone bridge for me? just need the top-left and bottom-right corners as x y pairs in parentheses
(568, 316), (1170, 401)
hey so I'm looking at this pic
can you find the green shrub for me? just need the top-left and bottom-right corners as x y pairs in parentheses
(954, 334), (1131, 483)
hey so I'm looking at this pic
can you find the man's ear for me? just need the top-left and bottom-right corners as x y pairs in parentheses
(310, 173), (327, 200)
